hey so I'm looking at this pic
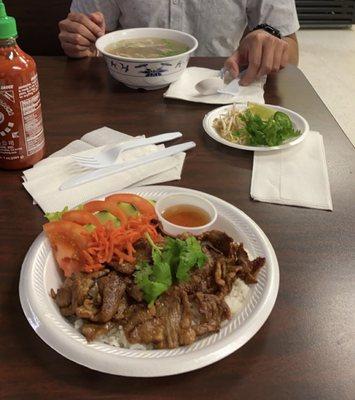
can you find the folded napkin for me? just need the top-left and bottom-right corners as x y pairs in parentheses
(23, 127), (186, 212)
(164, 67), (266, 104)
(251, 131), (333, 210)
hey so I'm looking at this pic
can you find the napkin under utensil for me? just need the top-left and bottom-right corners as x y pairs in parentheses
(23, 127), (186, 212)
(164, 67), (266, 104)
(251, 131), (333, 210)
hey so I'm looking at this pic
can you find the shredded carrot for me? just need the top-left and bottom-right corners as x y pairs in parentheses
(81, 214), (160, 272)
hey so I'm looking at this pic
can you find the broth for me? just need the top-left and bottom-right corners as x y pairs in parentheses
(162, 204), (210, 227)
(105, 37), (189, 58)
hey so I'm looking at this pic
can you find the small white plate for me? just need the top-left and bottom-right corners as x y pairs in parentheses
(203, 103), (309, 152)
(19, 186), (279, 377)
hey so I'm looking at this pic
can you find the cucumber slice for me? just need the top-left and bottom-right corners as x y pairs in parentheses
(96, 211), (121, 227)
(84, 223), (96, 233)
(118, 202), (139, 217)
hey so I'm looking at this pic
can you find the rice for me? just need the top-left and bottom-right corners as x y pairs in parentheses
(73, 278), (250, 349)
(73, 319), (151, 349)
(224, 278), (250, 314)
(100, 326), (152, 350)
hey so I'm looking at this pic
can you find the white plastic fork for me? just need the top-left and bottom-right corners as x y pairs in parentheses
(61, 141), (196, 190)
(72, 131), (183, 168)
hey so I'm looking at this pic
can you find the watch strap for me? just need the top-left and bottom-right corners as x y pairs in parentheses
(252, 23), (281, 39)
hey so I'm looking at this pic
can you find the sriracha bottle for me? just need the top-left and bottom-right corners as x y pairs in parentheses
(0, 1), (45, 169)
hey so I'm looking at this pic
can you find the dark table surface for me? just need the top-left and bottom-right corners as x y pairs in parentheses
(1, 57), (354, 400)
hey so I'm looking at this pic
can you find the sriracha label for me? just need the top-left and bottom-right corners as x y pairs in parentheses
(18, 74), (44, 156)
(0, 44), (45, 169)
(0, 73), (44, 161)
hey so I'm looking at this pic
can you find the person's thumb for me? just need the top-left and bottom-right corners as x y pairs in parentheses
(224, 51), (240, 79)
(89, 12), (106, 36)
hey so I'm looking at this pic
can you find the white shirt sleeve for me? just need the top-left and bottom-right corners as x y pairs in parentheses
(70, 0), (121, 32)
(246, 0), (300, 36)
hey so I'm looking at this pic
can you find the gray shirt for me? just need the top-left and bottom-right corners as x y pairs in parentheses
(71, 0), (299, 56)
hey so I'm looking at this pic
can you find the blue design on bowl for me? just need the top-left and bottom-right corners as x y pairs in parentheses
(134, 63), (149, 69)
(139, 67), (168, 77)
(110, 60), (129, 73)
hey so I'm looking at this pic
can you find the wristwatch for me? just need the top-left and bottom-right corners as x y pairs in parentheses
(252, 23), (281, 39)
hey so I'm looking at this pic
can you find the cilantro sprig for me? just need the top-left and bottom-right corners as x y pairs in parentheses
(236, 110), (300, 147)
(134, 234), (207, 305)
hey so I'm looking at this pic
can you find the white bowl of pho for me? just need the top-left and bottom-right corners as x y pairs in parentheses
(96, 27), (198, 90)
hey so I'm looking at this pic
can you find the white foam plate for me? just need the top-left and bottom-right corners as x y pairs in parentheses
(19, 186), (279, 377)
(203, 103), (309, 151)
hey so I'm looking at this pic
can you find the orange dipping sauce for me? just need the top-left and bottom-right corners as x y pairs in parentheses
(162, 204), (210, 227)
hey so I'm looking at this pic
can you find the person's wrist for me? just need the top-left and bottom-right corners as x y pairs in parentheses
(251, 24), (281, 39)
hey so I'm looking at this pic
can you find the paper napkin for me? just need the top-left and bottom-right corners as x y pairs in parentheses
(164, 67), (266, 104)
(251, 131), (333, 210)
(23, 127), (186, 212)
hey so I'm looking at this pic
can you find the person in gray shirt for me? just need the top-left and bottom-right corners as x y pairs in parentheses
(59, 0), (299, 86)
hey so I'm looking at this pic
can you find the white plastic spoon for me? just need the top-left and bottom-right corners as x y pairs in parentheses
(194, 68), (235, 95)
(195, 77), (224, 95)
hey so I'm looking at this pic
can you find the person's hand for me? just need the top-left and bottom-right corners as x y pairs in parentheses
(224, 29), (289, 86)
(58, 12), (106, 58)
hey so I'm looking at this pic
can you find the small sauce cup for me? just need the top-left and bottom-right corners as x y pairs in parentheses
(155, 193), (217, 236)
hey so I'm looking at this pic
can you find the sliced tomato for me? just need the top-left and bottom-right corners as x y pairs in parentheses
(50, 237), (82, 277)
(43, 220), (90, 248)
(43, 220), (90, 277)
(105, 193), (156, 219)
(83, 200), (128, 226)
(62, 210), (101, 227)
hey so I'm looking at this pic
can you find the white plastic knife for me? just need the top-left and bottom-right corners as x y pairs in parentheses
(60, 141), (196, 191)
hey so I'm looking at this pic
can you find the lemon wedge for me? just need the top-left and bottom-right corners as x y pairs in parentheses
(247, 103), (276, 120)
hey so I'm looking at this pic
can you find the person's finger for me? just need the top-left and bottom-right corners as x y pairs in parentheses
(239, 40), (262, 86)
(280, 41), (289, 69)
(224, 51), (240, 79)
(257, 38), (276, 79)
(271, 41), (283, 72)
(60, 20), (97, 43)
(89, 11), (105, 34)
(59, 31), (92, 47)
(61, 42), (92, 58)
(63, 42), (88, 52)
(68, 12), (103, 37)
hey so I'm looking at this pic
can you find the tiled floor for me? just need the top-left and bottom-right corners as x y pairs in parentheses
(297, 26), (355, 147)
